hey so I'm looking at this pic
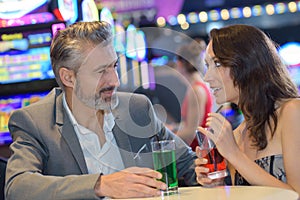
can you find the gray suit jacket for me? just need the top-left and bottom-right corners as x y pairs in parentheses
(5, 88), (197, 200)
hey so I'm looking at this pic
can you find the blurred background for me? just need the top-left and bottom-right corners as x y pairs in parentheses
(1, 0), (299, 157)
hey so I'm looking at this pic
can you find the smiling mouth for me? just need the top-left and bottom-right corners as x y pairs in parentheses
(100, 86), (115, 94)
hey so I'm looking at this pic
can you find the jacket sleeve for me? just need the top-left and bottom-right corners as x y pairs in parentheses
(5, 109), (100, 200)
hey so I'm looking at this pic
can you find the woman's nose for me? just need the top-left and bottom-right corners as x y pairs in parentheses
(203, 68), (212, 83)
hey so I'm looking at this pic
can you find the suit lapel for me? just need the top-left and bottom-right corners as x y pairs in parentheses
(112, 99), (154, 169)
(55, 89), (88, 174)
(113, 118), (136, 168)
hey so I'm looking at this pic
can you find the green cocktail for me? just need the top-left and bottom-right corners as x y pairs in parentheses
(151, 140), (178, 195)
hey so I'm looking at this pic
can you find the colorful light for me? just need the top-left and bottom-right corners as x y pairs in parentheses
(100, 7), (115, 35)
(0, 13), (55, 28)
(167, 15), (177, 26)
(58, 0), (78, 24)
(157, 1), (300, 26)
(230, 7), (242, 18)
(132, 60), (140, 87)
(220, 9), (230, 20)
(157, 16), (166, 27)
(288, 2), (297, 12)
(140, 61), (150, 89)
(119, 54), (128, 85)
(125, 24), (137, 59)
(177, 14), (186, 25)
(252, 5), (263, 16)
(199, 11), (208, 22)
(114, 23), (126, 53)
(187, 12), (199, 23)
(208, 9), (220, 21)
(279, 42), (300, 65)
(136, 30), (146, 61)
(180, 22), (189, 30)
(242, 7), (252, 18)
(0, 0), (47, 19)
(265, 4), (275, 15)
(275, 3), (287, 14)
(82, 0), (99, 22)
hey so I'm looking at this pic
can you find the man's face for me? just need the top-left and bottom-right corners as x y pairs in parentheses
(73, 43), (120, 111)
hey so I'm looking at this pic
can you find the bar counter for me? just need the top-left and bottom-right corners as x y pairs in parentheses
(114, 186), (299, 200)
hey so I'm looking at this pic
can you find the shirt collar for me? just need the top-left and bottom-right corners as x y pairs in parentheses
(62, 93), (115, 135)
(62, 93), (79, 127)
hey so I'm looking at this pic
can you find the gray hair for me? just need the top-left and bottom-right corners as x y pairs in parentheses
(50, 21), (113, 89)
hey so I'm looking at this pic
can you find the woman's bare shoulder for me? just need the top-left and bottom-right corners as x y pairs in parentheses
(278, 98), (300, 128)
(233, 121), (246, 142)
(278, 98), (300, 115)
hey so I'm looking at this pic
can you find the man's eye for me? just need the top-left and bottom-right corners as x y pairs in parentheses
(97, 70), (105, 74)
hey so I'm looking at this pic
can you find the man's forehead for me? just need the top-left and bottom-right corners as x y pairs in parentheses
(81, 44), (117, 67)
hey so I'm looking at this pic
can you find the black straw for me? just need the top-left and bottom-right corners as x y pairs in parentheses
(211, 105), (223, 171)
(215, 105), (224, 114)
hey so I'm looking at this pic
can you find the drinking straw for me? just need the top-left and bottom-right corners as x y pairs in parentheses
(211, 105), (224, 171)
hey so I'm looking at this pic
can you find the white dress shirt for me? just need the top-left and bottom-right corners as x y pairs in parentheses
(63, 94), (125, 175)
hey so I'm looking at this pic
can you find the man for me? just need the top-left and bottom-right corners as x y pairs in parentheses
(5, 21), (197, 199)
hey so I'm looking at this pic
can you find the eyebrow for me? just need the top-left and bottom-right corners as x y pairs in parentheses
(93, 59), (119, 72)
(205, 55), (217, 63)
(211, 56), (218, 60)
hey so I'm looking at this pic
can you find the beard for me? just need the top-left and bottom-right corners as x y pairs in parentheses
(74, 80), (119, 111)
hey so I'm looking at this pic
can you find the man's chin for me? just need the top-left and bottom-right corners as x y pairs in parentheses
(97, 104), (111, 111)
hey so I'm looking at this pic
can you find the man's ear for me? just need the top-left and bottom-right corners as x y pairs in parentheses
(59, 67), (75, 88)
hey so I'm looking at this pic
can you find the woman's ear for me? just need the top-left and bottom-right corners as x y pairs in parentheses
(59, 67), (75, 88)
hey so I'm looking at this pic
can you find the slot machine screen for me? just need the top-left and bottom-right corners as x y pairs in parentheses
(81, 0), (99, 22)
(0, 22), (66, 85)
(0, 92), (49, 145)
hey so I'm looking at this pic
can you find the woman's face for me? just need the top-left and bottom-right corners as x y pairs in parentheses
(204, 41), (239, 105)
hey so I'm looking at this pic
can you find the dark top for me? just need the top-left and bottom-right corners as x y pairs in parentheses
(235, 154), (286, 185)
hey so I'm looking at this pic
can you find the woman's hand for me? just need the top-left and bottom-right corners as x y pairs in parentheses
(195, 146), (211, 185)
(198, 113), (239, 161)
(194, 146), (225, 186)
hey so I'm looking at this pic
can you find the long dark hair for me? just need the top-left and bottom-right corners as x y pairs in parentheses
(210, 24), (298, 150)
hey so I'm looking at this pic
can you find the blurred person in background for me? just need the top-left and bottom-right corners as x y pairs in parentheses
(173, 39), (213, 151)
(195, 24), (300, 195)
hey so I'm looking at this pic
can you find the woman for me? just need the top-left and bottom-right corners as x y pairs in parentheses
(195, 24), (300, 195)
(175, 40), (213, 151)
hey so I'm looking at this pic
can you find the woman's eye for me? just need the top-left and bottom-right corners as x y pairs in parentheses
(214, 61), (221, 67)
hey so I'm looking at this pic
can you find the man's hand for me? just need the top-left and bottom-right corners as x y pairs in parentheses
(94, 167), (167, 198)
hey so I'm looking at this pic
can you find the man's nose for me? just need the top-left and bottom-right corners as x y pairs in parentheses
(108, 68), (120, 87)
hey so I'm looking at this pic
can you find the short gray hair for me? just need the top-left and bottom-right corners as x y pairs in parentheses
(50, 21), (113, 89)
